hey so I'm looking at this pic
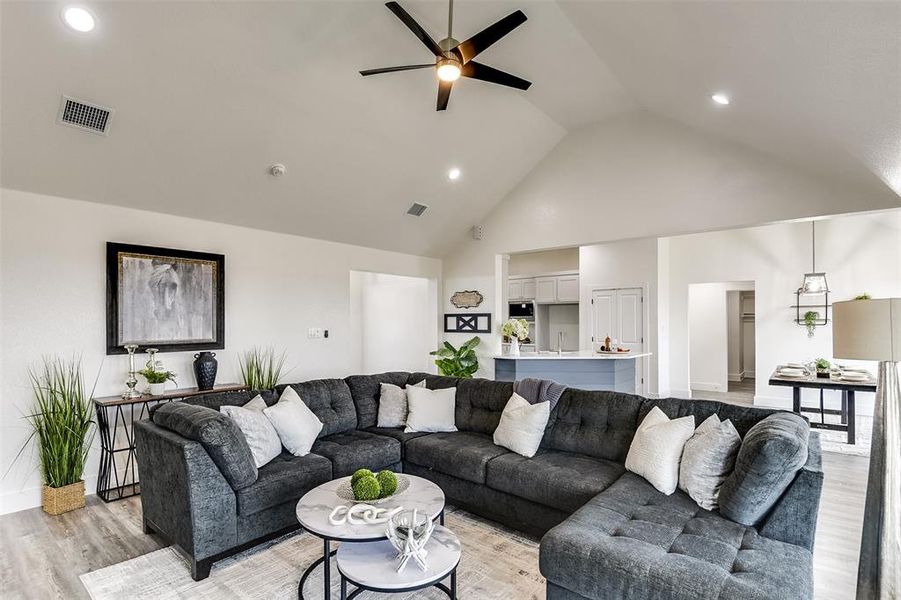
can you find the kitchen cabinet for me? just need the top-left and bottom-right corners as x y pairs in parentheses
(535, 277), (558, 303)
(535, 274), (579, 303)
(556, 275), (580, 302)
(508, 277), (536, 300)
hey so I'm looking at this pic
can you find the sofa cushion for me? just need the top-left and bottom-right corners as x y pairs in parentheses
(487, 449), (624, 513)
(543, 389), (644, 462)
(344, 372), (411, 429)
(639, 397), (786, 438)
(149, 389), (261, 416)
(275, 379), (357, 437)
(719, 413), (810, 526)
(407, 373), (459, 390)
(236, 452), (332, 516)
(540, 472), (813, 600)
(405, 431), (509, 484)
(454, 378), (515, 435)
(310, 430), (401, 477)
(152, 402), (258, 490)
(363, 426), (431, 448)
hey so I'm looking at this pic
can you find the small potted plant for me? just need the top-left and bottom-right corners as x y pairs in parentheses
(238, 346), (288, 391)
(501, 318), (530, 356)
(24, 357), (95, 515)
(430, 337), (481, 378)
(138, 365), (177, 395)
(814, 358), (831, 379)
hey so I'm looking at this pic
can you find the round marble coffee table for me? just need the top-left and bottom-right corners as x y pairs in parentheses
(295, 474), (445, 599)
(336, 525), (460, 599)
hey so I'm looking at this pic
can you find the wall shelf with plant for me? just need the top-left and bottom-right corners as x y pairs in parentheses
(792, 290), (830, 337)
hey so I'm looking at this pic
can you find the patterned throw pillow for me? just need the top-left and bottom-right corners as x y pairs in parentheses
(377, 380), (425, 428)
(678, 414), (741, 510)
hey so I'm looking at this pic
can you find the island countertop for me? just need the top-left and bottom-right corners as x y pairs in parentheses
(493, 351), (651, 360)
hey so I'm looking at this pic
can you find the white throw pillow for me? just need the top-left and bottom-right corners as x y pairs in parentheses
(404, 386), (457, 433)
(263, 386), (323, 457)
(377, 379), (426, 428)
(679, 414), (741, 510)
(625, 406), (696, 495)
(221, 395), (282, 468)
(493, 393), (550, 458)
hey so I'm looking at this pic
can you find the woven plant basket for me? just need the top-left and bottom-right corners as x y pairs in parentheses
(42, 480), (85, 515)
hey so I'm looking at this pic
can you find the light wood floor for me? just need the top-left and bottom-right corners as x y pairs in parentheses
(0, 451), (868, 600)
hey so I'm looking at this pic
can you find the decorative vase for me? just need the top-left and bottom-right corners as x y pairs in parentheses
(42, 480), (85, 515)
(509, 337), (520, 356)
(193, 352), (218, 391)
(149, 382), (167, 395)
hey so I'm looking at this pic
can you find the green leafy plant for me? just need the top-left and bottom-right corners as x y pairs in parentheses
(238, 346), (288, 390)
(854, 293), (872, 300)
(22, 357), (95, 489)
(815, 358), (831, 371)
(803, 310), (819, 338)
(137, 366), (177, 385)
(430, 337), (481, 378)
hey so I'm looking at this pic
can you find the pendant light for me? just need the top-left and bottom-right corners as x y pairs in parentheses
(798, 221), (829, 295)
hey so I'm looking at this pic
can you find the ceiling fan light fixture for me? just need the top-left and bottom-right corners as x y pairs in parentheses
(436, 59), (461, 82)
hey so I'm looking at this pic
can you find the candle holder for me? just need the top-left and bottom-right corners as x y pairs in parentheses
(122, 344), (142, 399)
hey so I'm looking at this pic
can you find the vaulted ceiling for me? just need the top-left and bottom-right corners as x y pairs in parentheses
(2, 1), (899, 257)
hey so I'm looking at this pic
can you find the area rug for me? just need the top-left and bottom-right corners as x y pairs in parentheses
(79, 508), (545, 600)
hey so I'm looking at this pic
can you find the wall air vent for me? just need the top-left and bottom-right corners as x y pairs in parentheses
(406, 202), (428, 217)
(57, 96), (113, 135)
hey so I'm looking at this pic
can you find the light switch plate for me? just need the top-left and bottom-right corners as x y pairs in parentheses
(308, 327), (324, 339)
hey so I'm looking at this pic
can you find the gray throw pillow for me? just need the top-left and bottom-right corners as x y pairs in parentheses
(718, 412), (809, 525)
(377, 380), (425, 428)
(678, 414), (740, 510)
(153, 402), (258, 490)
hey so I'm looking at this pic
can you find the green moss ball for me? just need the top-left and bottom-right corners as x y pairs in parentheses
(352, 475), (381, 502)
(376, 470), (398, 498)
(351, 469), (374, 487)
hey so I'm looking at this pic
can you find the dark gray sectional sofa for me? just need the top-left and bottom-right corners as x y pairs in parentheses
(134, 372), (823, 599)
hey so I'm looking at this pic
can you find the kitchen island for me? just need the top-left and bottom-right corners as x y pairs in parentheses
(494, 351), (651, 393)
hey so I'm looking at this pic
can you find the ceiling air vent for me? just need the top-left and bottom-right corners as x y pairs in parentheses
(57, 96), (113, 135)
(406, 202), (428, 217)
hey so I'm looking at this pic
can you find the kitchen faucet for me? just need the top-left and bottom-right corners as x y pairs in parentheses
(557, 331), (565, 355)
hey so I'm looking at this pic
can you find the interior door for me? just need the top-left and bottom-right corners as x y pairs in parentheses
(592, 287), (645, 395)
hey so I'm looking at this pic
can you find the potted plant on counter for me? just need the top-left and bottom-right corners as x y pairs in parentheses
(138, 365), (177, 396)
(501, 318), (530, 356)
(815, 358), (831, 379)
(23, 357), (95, 515)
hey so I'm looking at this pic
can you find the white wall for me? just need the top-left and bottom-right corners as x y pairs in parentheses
(0, 189), (441, 514)
(350, 271), (437, 374)
(727, 291), (742, 380)
(508, 248), (579, 276)
(667, 211), (901, 409)
(441, 112), (898, 378)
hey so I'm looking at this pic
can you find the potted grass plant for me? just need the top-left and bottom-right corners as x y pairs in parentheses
(24, 357), (95, 515)
(238, 346), (288, 390)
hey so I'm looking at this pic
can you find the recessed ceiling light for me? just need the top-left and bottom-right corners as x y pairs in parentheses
(711, 93), (730, 106)
(63, 7), (95, 32)
(447, 167), (461, 181)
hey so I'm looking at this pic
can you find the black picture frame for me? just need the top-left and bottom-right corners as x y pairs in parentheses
(106, 242), (225, 355)
(443, 313), (492, 333)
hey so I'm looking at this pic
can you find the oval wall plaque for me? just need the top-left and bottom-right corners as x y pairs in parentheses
(450, 290), (484, 309)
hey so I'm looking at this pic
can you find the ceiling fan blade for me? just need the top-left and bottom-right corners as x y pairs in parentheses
(461, 61), (531, 90)
(385, 2), (443, 57)
(360, 64), (434, 76)
(455, 10), (527, 64)
(437, 79), (453, 111)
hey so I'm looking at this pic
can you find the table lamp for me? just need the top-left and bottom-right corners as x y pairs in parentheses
(832, 298), (900, 600)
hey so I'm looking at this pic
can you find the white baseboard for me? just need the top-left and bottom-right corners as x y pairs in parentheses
(0, 475), (98, 516)
(669, 388), (693, 399)
(745, 370), (756, 378)
(728, 371), (745, 383)
(691, 382), (726, 392)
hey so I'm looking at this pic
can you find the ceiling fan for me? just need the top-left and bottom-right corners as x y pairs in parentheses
(360, 0), (531, 111)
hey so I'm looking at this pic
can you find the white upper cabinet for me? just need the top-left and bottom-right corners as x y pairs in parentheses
(508, 279), (524, 301)
(535, 277), (558, 303)
(556, 275), (580, 302)
(508, 277), (537, 301)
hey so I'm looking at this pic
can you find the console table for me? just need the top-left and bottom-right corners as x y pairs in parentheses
(768, 371), (876, 445)
(94, 384), (246, 502)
